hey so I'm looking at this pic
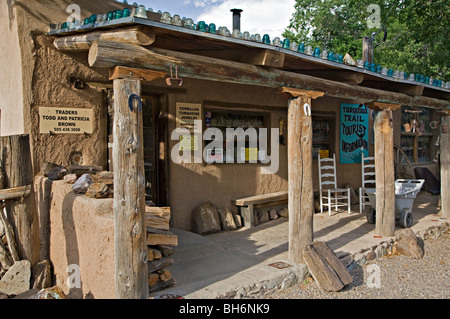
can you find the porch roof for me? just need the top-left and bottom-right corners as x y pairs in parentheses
(49, 14), (450, 108)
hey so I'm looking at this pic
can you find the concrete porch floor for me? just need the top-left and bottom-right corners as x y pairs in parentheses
(150, 192), (446, 299)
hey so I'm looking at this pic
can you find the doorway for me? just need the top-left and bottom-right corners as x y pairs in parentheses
(107, 92), (168, 207)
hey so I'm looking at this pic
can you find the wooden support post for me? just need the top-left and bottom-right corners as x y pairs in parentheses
(374, 109), (396, 236)
(0, 135), (39, 265)
(287, 95), (314, 263)
(113, 78), (148, 299)
(440, 115), (450, 219)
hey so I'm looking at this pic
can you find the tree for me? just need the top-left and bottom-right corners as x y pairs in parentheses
(283, 0), (449, 81)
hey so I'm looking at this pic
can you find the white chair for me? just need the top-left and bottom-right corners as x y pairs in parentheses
(359, 152), (376, 214)
(318, 154), (351, 216)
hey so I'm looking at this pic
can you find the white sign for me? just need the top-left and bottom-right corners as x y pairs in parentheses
(39, 107), (93, 134)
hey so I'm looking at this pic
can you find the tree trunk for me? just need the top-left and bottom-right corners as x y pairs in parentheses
(374, 110), (396, 237)
(113, 79), (148, 299)
(288, 96), (314, 263)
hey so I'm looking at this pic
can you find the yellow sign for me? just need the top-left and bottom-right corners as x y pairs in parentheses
(176, 103), (202, 132)
(39, 107), (93, 134)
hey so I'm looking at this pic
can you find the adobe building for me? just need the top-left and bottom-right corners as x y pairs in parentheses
(0, 0), (448, 298)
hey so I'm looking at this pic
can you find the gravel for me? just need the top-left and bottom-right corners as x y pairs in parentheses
(262, 232), (450, 299)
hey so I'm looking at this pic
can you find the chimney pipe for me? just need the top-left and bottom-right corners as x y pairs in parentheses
(230, 8), (243, 32)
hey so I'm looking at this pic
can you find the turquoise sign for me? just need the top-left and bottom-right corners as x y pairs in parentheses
(340, 103), (369, 164)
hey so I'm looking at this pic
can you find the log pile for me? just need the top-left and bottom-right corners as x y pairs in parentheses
(146, 206), (177, 293)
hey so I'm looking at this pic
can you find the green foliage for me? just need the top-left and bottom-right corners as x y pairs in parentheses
(283, 0), (450, 81)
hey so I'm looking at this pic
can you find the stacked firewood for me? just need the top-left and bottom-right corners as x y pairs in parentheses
(145, 206), (178, 293)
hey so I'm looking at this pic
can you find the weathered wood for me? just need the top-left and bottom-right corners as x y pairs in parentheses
(232, 191), (288, 206)
(0, 200), (20, 262)
(365, 101), (401, 111)
(147, 229), (178, 246)
(0, 185), (31, 201)
(288, 96), (314, 263)
(0, 135), (39, 265)
(88, 41), (449, 109)
(113, 78), (148, 299)
(302, 243), (344, 292)
(441, 115), (450, 219)
(69, 165), (103, 176)
(240, 49), (285, 68)
(145, 207), (170, 231)
(312, 241), (353, 286)
(109, 66), (166, 82)
(53, 25), (156, 51)
(374, 110), (396, 236)
(148, 257), (174, 273)
(281, 87), (325, 100)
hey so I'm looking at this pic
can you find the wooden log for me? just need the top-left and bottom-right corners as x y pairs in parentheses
(0, 200), (20, 262)
(0, 231), (14, 270)
(53, 25), (156, 51)
(374, 110), (396, 237)
(147, 229), (178, 246)
(441, 115), (450, 219)
(288, 96), (314, 263)
(0, 135), (39, 265)
(0, 185), (31, 201)
(113, 78), (148, 299)
(145, 207), (170, 231)
(148, 257), (174, 273)
(302, 243), (344, 292)
(312, 241), (353, 286)
(88, 41), (449, 109)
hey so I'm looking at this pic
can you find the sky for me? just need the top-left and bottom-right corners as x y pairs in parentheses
(120, 0), (296, 38)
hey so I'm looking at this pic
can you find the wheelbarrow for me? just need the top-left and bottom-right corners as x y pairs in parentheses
(364, 179), (425, 228)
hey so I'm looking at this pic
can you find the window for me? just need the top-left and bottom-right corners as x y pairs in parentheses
(312, 112), (335, 160)
(400, 106), (438, 164)
(204, 108), (270, 163)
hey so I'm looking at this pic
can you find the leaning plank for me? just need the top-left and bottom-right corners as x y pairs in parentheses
(312, 241), (353, 286)
(0, 185), (31, 201)
(53, 25), (156, 51)
(0, 201), (20, 262)
(147, 228), (178, 247)
(302, 243), (345, 292)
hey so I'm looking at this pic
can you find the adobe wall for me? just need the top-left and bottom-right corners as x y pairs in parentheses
(35, 177), (115, 299)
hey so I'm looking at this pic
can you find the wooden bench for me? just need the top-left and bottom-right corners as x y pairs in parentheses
(231, 191), (288, 227)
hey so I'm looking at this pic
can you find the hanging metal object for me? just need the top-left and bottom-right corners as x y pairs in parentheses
(166, 66), (183, 87)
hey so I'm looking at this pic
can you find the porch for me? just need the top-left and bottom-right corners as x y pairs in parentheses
(151, 192), (446, 299)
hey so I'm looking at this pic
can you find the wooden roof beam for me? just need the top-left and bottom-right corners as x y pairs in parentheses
(53, 25), (155, 52)
(88, 40), (449, 109)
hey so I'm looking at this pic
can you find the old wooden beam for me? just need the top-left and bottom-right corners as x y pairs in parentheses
(109, 66), (166, 82)
(0, 135), (39, 265)
(88, 41), (449, 109)
(240, 49), (285, 68)
(366, 101), (402, 111)
(53, 25), (155, 51)
(440, 115), (450, 219)
(113, 77), (148, 299)
(374, 110), (396, 237)
(0, 185), (31, 201)
(288, 95), (314, 263)
(298, 70), (365, 86)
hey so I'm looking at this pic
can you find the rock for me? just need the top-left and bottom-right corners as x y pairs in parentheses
(278, 207), (289, 218)
(218, 208), (237, 231)
(63, 174), (78, 184)
(394, 229), (424, 259)
(98, 171), (114, 180)
(269, 209), (279, 220)
(31, 260), (52, 290)
(40, 162), (58, 177)
(257, 210), (270, 224)
(0, 260), (31, 296)
(72, 173), (93, 194)
(365, 249), (376, 261)
(233, 214), (242, 228)
(344, 183), (359, 205)
(47, 166), (69, 181)
(86, 183), (111, 199)
(192, 202), (221, 235)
